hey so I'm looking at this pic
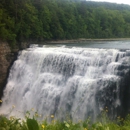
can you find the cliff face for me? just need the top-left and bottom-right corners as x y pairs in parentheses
(0, 41), (17, 99)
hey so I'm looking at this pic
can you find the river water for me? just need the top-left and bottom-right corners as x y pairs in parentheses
(51, 40), (130, 49)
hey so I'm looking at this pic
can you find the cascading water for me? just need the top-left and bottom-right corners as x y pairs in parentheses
(1, 45), (130, 122)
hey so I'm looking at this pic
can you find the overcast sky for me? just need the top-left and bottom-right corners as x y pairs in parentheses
(90, 0), (130, 5)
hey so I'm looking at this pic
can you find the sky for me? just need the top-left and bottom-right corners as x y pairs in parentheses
(90, 0), (130, 5)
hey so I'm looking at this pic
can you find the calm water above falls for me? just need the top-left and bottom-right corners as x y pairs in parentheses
(1, 41), (130, 122)
(53, 40), (130, 49)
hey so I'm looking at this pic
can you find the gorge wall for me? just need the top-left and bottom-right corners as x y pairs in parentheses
(0, 41), (17, 99)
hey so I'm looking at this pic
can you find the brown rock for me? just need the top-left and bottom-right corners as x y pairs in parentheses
(0, 41), (17, 99)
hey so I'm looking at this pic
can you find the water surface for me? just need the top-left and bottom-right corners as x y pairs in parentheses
(51, 40), (130, 49)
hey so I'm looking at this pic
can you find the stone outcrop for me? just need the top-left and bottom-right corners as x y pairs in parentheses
(0, 41), (17, 99)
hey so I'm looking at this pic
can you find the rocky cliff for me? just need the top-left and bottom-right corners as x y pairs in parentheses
(0, 41), (17, 99)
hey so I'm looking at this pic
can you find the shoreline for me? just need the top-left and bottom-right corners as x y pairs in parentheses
(45, 38), (130, 44)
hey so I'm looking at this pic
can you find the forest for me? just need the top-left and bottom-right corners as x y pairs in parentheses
(1, 0), (130, 48)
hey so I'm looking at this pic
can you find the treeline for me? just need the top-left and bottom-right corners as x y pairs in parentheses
(1, 0), (130, 47)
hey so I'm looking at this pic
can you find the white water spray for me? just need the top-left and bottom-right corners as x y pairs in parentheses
(1, 46), (130, 121)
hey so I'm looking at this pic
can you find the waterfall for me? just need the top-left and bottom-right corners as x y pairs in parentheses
(1, 45), (130, 121)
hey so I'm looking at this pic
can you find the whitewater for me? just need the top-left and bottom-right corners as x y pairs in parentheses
(1, 45), (130, 121)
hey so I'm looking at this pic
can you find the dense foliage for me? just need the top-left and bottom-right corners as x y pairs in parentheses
(1, 0), (130, 47)
(0, 110), (130, 130)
